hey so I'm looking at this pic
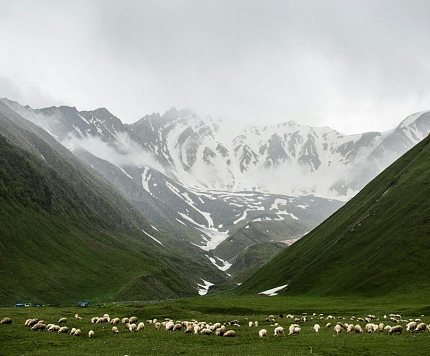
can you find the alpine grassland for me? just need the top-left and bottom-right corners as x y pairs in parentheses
(1, 295), (430, 356)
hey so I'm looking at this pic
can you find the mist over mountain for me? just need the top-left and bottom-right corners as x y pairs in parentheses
(2, 97), (429, 280)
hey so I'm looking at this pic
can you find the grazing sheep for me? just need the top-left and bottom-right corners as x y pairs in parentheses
(248, 321), (254, 328)
(165, 321), (174, 331)
(313, 324), (320, 333)
(378, 323), (385, 331)
(31, 322), (46, 331)
(193, 325), (200, 334)
(406, 321), (417, 332)
(325, 323), (332, 328)
(354, 324), (363, 333)
(73, 329), (82, 336)
(288, 324), (300, 335)
(48, 324), (60, 332)
(254, 321), (259, 327)
(137, 322), (145, 332)
(215, 325), (226, 336)
(223, 330), (236, 337)
(70, 327), (77, 336)
(88, 330), (94, 338)
(274, 326), (284, 336)
(58, 326), (69, 334)
(74, 313), (82, 321)
(259, 329), (267, 337)
(415, 322), (427, 332)
(90, 317), (100, 324)
(110, 318), (120, 325)
(128, 323), (137, 332)
(58, 317), (67, 324)
(122, 317), (130, 324)
(112, 326), (119, 335)
(200, 328), (212, 335)
(365, 323), (377, 333)
(129, 316), (138, 324)
(347, 324), (355, 333)
(388, 325), (403, 334)
(154, 322), (161, 330)
(0, 317), (12, 324)
(185, 325), (194, 334)
(173, 323), (182, 331)
(334, 324), (342, 334)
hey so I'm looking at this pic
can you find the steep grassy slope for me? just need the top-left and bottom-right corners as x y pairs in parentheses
(0, 105), (228, 305)
(237, 134), (430, 298)
(0, 132), (201, 305)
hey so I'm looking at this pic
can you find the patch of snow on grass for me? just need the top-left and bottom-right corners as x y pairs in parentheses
(258, 284), (288, 296)
(197, 279), (214, 296)
(142, 229), (164, 246)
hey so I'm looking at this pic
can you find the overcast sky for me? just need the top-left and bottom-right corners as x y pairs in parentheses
(1, 0), (429, 134)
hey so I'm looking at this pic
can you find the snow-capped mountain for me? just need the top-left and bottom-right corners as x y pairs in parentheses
(2, 97), (429, 271)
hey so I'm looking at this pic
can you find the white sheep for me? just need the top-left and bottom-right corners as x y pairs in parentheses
(154, 322), (161, 330)
(215, 325), (226, 336)
(415, 322), (427, 332)
(137, 322), (145, 332)
(406, 321), (417, 332)
(388, 325), (403, 334)
(274, 326), (284, 336)
(110, 318), (120, 325)
(74, 313), (82, 321)
(185, 325), (194, 334)
(223, 330), (236, 337)
(313, 324), (320, 333)
(129, 316), (138, 323)
(200, 328), (212, 335)
(112, 326), (119, 334)
(88, 330), (94, 338)
(58, 317), (67, 324)
(70, 327), (77, 336)
(288, 324), (300, 335)
(354, 324), (363, 333)
(73, 329), (82, 336)
(58, 326), (69, 334)
(347, 324), (355, 333)
(334, 324), (342, 334)
(259, 328), (267, 337)
(1, 317), (12, 324)
(248, 321), (254, 328)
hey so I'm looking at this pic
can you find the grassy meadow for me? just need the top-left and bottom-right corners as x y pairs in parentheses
(2, 295), (430, 355)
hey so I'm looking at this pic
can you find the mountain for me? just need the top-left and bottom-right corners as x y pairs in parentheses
(236, 133), (430, 298)
(0, 102), (227, 305)
(2, 97), (429, 280)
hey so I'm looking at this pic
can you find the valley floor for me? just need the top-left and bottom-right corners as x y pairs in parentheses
(1, 295), (430, 355)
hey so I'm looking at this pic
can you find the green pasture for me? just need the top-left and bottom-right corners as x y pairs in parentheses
(1, 295), (430, 355)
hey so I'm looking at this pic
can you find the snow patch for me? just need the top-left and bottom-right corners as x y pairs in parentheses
(197, 279), (215, 296)
(258, 284), (288, 296)
(142, 229), (164, 246)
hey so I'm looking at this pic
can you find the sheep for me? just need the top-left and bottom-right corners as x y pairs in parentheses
(378, 322), (385, 331)
(223, 330), (236, 337)
(388, 325), (403, 334)
(110, 318), (120, 325)
(88, 330), (95, 338)
(102, 314), (110, 323)
(137, 322), (145, 332)
(90, 317), (100, 324)
(354, 324), (363, 333)
(215, 325), (226, 336)
(128, 323), (137, 332)
(259, 329), (267, 337)
(173, 323), (182, 331)
(31, 322), (46, 331)
(165, 321), (174, 331)
(185, 325), (194, 334)
(200, 328), (212, 335)
(313, 324), (320, 333)
(248, 321), (254, 328)
(347, 324), (355, 333)
(193, 325), (200, 334)
(74, 313), (82, 321)
(325, 323), (332, 328)
(365, 323), (377, 333)
(154, 322), (161, 330)
(48, 324), (60, 332)
(274, 326), (284, 336)
(334, 324), (342, 334)
(58, 317), (67, 324)
(129, 316), (138, 324)
(288, 324), (300, 335)
(70, 327), (77, 336)
(73, 329), (82, 336)
(58, 326), (69, 334)
(122, 317), (130, 324)
(112, 326), (119, 334)
(415, 322), (427, 332)
(406, 321), (417, 332)
(0, 317), (12, 324)
(254, 321), (259, 327)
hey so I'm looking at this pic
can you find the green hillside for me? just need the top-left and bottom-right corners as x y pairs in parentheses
(0, 103), (231, 305)
(237, 134), (430, 299)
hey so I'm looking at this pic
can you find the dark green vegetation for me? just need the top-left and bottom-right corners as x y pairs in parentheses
(238, 134), (430, 298)
(0, 105), (227, 305)
(1, 296), (430, 355)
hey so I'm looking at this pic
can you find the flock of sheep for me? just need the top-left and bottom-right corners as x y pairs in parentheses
(1, 311), (429, 340)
